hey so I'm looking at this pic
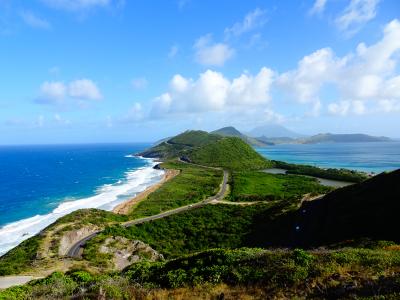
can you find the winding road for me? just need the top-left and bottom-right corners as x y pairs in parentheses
(67, 169), (229, 258)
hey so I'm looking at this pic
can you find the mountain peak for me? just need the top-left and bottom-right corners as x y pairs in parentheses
(249, 124), (305, 139)
(211, 126), (243, 137)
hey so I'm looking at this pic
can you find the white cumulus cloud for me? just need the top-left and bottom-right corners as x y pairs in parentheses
(68, 79), (102, 100)
(39, 81), (67, 104)
(277, 19), (400, 116)
(277, 48), (345, 104)
(37, 78), (102, 105)
(151, 68), (274, 117)
(194, 34), (235, 66)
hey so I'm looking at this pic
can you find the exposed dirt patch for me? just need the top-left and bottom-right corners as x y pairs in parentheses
(99, 237), (164, 270)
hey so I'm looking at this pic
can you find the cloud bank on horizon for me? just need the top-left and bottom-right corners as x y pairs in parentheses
(0, 0), (399, 143)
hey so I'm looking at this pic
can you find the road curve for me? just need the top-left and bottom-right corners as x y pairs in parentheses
(67, 169), (228, 258)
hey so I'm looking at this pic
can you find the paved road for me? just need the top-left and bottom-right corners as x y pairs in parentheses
(0, 276), (42, 290)
(67, 169), (229, 258)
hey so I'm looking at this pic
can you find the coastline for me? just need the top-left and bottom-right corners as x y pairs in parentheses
(113, 168), (180, 215)
(0, 155), (163, 257)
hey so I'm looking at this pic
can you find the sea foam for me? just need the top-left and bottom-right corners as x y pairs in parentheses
(0, 157), (163, 256)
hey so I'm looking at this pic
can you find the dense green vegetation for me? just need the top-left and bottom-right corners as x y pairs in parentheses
(2, 247), (399, 299)
(129, 161), (222, 218)
(0, 236), (41, 276)
(140, 130), (272, 170)
(86, 204), (276, 261)
(168, 130), (221, 147)
(190, 137), (272, 170)
(273, 160), (369, 182)
(124, 247), (400, 294)
(229, 171), (332, 201)
(139, 130), (222, 159)
(54, 208), (128, 227)
(137, 141), (187, 159)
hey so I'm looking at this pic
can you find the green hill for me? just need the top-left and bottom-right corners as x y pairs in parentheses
(140, 130), (272, 170)
(212, 126), (273, 147)
(188, 137), (272, 170)
(168, 130), (221, 147)
(139, 130), (222, 159)
(211, 126), (242, 136)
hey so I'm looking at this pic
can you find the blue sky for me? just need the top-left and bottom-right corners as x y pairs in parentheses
(0, 0), (399, 144)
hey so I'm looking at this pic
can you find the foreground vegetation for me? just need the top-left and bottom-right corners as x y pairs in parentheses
(129, 161), (221, 218)
(229, 171), (332, 201)
(2, 247), (399, 299)
(273, 160), (369, 183)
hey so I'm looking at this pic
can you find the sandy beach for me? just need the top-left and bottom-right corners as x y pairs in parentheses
(112, 169), (180, 215)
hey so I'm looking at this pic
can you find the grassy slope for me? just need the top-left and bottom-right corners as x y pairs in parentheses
(230, 171), (332, 201)
(129, 161), (222, 218)
(139, 130), (222, 159)
(0, 236), (41, 276)
(189, 137), (272, 170)
(140, 130), (272, 170)
(168, 130), (221, 146)
(2, 247), (399, 299)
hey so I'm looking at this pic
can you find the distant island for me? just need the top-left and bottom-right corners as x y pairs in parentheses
(154, 126), (393, 149)
(216, 124), (393, 145)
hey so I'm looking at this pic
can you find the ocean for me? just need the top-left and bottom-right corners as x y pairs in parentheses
(256, 141), (400, 173)
(0, 143), (163, 256)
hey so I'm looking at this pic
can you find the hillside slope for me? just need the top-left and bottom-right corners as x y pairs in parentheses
(298, 169), (400, 245)
(249, 169), (400, 247)
(140, 130), (272, 170)
(188, 137), (273, 170)
(139, 130), (222, 159)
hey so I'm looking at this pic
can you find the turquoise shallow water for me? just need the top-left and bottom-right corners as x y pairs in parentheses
(256, 141), (400, 173)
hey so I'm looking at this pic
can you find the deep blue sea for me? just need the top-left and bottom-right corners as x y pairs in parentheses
(0, 143), (163, 255)
(256, 141), (400, 173)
